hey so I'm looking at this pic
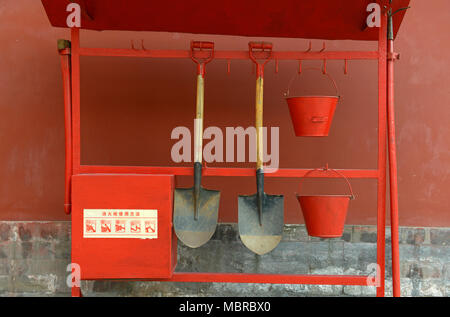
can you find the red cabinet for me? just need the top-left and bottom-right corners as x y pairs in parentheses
(72, 174), (177, 279)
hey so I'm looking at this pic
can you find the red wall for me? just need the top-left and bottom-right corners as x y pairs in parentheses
(0, 0), (449, 226)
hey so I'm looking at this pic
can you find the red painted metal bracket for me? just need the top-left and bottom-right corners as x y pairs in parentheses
(79, 165), (379, 179)
(158, 272), (370, 286)
(376, 12), (388, 297)
(190, 41), (214, 77)
(387, 38), (401, 298)
(58, 40), (73, 215)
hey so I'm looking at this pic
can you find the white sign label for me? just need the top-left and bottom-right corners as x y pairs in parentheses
(83, 209), (158, 239)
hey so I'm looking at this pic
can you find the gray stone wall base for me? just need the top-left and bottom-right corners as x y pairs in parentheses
(0, 222), (448, 297)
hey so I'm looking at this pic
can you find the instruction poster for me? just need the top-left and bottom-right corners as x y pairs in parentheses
(83, 209), (158, 239)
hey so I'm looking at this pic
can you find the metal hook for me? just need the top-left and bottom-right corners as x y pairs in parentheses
(305, 41), (312, 52)
(131, 40), (136, 50)
(141, 39), (146, 51)
(344, 59), (348, 75)
(322, 59), (327, 74)
(227, 59), (231, 75)
(319, 42), (326, 53)
(275, 59), (279, 74)
(298, 60), (302, 74)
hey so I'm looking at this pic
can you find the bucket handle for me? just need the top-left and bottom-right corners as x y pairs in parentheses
(284, 67), (340, 99)
(297, 165), (355, 200)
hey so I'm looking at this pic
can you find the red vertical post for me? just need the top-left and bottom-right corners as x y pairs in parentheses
(58, 41), (73, 214)
(387, 27), (401, 298)
(71, 286), (82, 297)
(70, 28), (81, 297)
(71, 28), (81, 175)
(376, 10), (388, 297)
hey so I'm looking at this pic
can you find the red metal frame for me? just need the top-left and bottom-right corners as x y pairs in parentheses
(58, 47), (72, 215)
(376, 13), (388, 297)
(387, 36), (401, 298)
(59, 10), (401, 297)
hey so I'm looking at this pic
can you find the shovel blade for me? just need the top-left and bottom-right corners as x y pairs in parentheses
(238, 193), (284, 255)
(174, 187), (220, 248)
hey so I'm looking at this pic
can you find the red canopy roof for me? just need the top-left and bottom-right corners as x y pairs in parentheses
(41, 0), (410, 41)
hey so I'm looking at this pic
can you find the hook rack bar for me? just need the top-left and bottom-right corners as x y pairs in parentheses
(79, 47), (379, 61)
(79, 165), (379, 179)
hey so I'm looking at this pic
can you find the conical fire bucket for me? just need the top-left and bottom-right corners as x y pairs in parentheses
(296, 167), (355, 238)
(285, 68), (340, 137)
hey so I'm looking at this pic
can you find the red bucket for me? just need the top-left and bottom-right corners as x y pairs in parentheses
(296, 167), (355, 238)
(285, 68), (340, 137)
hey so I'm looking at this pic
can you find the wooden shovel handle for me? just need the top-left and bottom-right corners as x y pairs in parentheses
(194, 74), (204, 164)
(255, 76), (264, 170)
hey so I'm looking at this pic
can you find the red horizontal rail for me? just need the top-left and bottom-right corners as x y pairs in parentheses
(156, 272), (370, 286)
(79, 47), (379, 61)
(79, 165), (378, 178)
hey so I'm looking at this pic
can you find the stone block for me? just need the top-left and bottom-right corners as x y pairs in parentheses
(210, 223), (239, 243)
(443, 262), (450, 281)
(10, 259), (60, 277)
(385, 227), (391, 244)
(445, 281), (450, 297)
(401, 227), (426, 245)
(10, 274), (57, 294)
(430, 228), (450, 246)
(0, 259), (11, 275)
(341, 226), (352, 242)
(269, 283), (310, 297)
(57, 222), (71, 242)
(416, 245), (450, 264)
(265, 241), (309, 266)
(16, 223), (40, 242)
(282, 225), (309, 242)
(52, 259), (72, 294)
(308, 284), (343, 296)
(353, 226), (377, 243)
(343, 284), (376, 296)
(14, 241), (56, 260)
(92, 280), (134, 296)
(38, 222), (60, 241)
(308, 242), (330, 270)
(384, 277), (414, 297)
(343, 242), (377, 272)
(0, 275), (11, 294)
(0, 223), (12, 241)
(402, 260), (442, 279)
(54, 240), (71, 260)
(420, 279), (445, 297)
(0, 241), (15, 259)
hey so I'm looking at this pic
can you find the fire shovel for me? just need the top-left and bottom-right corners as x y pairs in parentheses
(173, 41), (220, 248)
(238, 42), (284, 255)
